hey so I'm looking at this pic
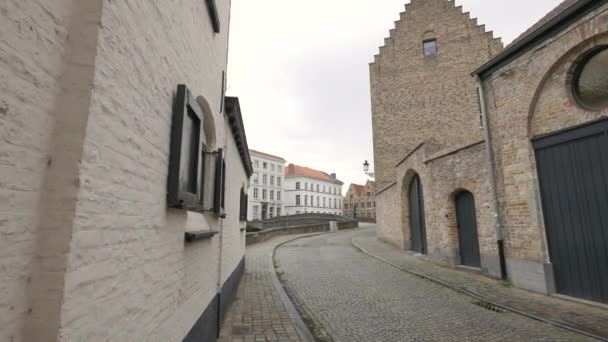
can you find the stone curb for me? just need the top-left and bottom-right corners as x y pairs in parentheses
(351, 238), (607, 342)
(269, 233), (330, 342)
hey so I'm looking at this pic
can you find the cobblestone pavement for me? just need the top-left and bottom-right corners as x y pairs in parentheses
(219, 234), (318, 342)
(352, 228), (608, 341)
(275, 228), (596, 342)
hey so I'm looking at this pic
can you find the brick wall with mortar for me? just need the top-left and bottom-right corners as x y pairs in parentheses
(370, 0), (503, 189)
(371, 0), (501, 270)
(1, 0), (249, 341)
(481, 3), (608, 293)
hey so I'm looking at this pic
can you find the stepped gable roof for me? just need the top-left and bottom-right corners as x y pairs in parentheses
(249, 149), (286, 162)
(474, 0), (602, 77)
(285, 164), (344, 185)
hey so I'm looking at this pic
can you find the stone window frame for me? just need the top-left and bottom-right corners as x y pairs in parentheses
(567, 45), (608, 112)
(422, 38), (438, 57)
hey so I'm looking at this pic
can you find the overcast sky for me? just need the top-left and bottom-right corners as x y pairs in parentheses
(227, 0), (563, 194)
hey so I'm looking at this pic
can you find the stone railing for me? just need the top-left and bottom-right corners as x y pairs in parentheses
(249, 213), (351, 230)
(245, 220), (359, 246)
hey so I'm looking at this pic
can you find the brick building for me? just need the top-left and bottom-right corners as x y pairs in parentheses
(371, 0), (608, 304)
(343, 181), (376, 220)
(1, 1), (252, 341)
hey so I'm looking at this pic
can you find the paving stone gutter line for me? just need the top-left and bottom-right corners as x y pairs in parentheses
(270, 233), (330, 342)
(351, 238), (608, 342)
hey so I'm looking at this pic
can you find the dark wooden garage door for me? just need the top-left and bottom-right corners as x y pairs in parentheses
(409, 175), (427, 254)
(534, 119), (608, 304)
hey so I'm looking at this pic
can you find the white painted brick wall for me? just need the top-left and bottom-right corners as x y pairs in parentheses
(2, 0), (246, 340)
(0, 1), (73, 341)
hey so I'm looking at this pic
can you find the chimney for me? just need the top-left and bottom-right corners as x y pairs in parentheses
(288, 164), (295, 175)
(330, 173), (337, 179)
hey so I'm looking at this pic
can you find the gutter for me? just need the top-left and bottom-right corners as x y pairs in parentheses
(476, 76), (507, 280)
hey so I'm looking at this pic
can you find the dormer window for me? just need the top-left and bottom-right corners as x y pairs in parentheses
(423, 39), (437, 57)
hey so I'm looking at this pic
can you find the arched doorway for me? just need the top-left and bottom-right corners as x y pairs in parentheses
(455, 191), (481, 268)
(409, 175), (427, 254)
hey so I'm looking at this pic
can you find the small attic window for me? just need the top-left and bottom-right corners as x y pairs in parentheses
(423, 39), (437, 57)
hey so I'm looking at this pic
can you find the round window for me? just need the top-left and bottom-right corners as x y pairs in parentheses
(573, 47), (608, 110)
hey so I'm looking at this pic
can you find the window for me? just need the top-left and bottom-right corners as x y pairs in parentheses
(334, 199), (337, 208)
(317, 196), (320, 207)
(305, 195), (308, 206)
(323, 198), (326, 207)
(277, 207), (282, 217)
(573, 47), (608, 110)
(367, 192), (371, 197)
(269, 207), (274, 218)
(270, 190), (274, 200)
(316, 185), (320, 192)
(296, 182), (301, 190)
(368, 202), (371, 208)
(263, 162), (267, 169)
(253, 205), (259, 220)
(271, 164), (275, 172)
(253, 173), (259, 184)
(263, 174), (267, 185)
(270, 175), (275, 186)
(374, 201), (376, 207)
(296, 195), (301, 205)
(423, 39), (437, 57)
(277, 191), (281, 201)
(167, 85), (203, 209)
(262, 189), (267, 200)
(239, 188), (248, 221)
(277, 177), (281, 187)
(278, 165), (282, 172)
(323, 185), (326, 193)
(253, 188), (259, 199)
(205, 0), (220, 33)
(254, 159), (259, 168)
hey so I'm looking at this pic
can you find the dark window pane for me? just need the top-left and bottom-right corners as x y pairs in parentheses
(423, 39), (437, 57)
(181, 107), (200, 193)
(576, 49), (608, 110)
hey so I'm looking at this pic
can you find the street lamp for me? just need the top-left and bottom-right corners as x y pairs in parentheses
(363, 160), (375, 178)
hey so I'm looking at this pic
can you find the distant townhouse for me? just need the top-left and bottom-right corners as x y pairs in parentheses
(284, 164), (344, 215)
(248, 150), (287, 220)
(344, 181), (376, 220)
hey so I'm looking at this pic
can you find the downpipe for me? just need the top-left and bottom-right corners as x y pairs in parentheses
(476, 76), (508, 280)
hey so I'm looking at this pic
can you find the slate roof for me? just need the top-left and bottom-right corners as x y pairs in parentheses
(249, 149), (286, 162)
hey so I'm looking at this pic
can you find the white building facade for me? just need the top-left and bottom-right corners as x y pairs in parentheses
(248, 150), (286, 220)
(284, 164), (344, 216)
(0, 1), (250, 341)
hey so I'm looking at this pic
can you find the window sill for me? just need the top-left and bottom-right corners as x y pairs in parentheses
(185, 230), (219, 243)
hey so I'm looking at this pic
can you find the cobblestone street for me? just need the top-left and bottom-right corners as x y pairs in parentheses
(275, 227), (596, 342)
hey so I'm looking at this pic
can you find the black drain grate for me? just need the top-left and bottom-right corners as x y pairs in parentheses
(472, 300), (505, 313)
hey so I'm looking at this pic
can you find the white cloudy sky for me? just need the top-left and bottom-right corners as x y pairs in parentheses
(227, 0), (563, 194)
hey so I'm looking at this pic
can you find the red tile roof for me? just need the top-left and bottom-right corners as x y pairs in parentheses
(350, 184), (365, 196)
(249, 149), (286, 162)
(285, 164), (344, 185)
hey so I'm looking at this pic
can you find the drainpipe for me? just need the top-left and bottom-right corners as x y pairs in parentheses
(476, 75), (508, 280)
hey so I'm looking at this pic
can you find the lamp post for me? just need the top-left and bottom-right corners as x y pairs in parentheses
(363, 160), (375, 178)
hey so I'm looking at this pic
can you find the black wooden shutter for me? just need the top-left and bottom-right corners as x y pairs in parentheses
(221, 159), (226, 209)
(213, 148), (223, 214)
